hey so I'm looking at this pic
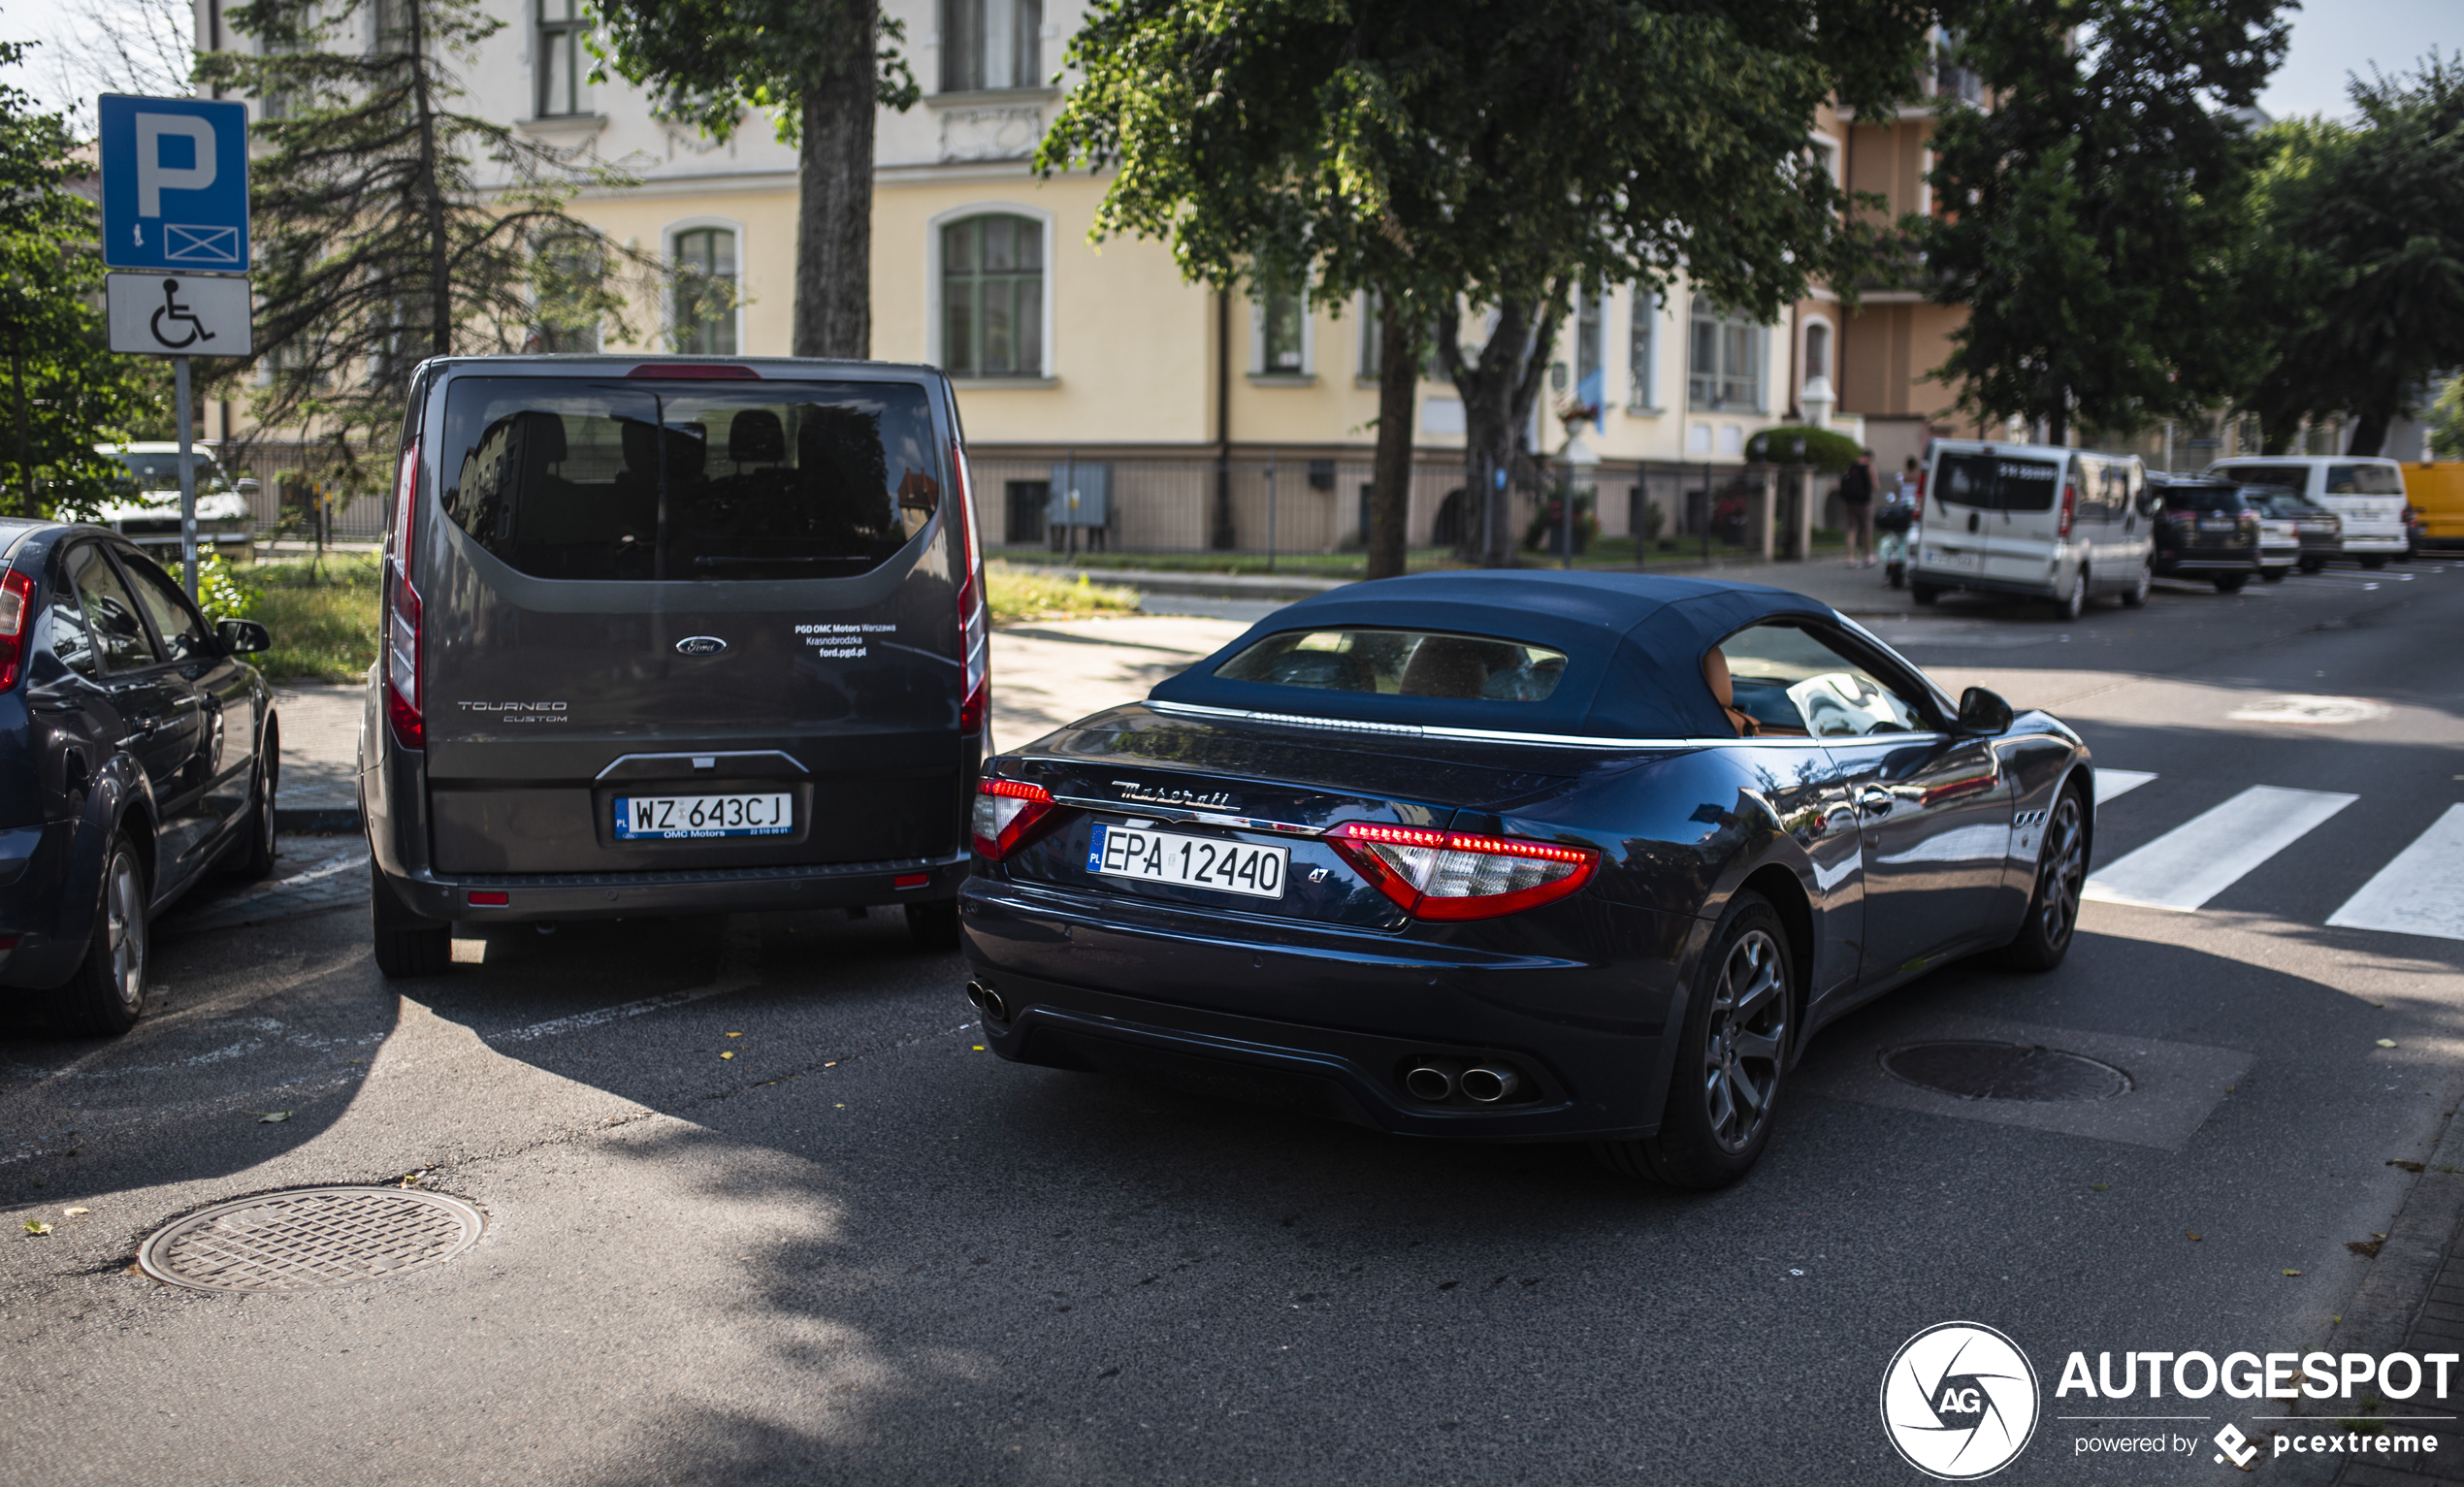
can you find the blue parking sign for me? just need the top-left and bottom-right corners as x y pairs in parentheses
(98, 95), (250, 273)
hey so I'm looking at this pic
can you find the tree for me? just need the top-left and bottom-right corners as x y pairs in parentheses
(2430, 372), (2464, 460)
(1040, 0), (1933, 567)
(2238, 59), (2464, 455)
(1925, 0), (2290, 444)
(196, 1), (647, 493)
(0, 42), (167, 518)
(591, 0), (920, 360)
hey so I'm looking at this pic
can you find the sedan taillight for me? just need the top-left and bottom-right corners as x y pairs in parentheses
(1325, 822), (1601, 921)
(0, 568), (33, 693)
(973, 778), (1055, 859)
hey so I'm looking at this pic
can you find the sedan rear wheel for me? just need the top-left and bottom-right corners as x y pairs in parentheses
(50, 834), (149, 1036)
(1595, 892), (1792, 1188)
(1997, 784), (2088, 971)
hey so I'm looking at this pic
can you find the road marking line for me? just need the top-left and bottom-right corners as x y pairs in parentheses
(2094, 769), (2156, 805)
(274, 853), (369, 889)
(2326, 804), (2464, 943)
(2085, 785), (2357, 912)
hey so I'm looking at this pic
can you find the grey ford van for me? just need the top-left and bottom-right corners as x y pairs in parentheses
(361, 356), (989, 977)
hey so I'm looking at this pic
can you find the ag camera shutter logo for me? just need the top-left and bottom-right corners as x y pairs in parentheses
(1881, 1322), (2041, 1479)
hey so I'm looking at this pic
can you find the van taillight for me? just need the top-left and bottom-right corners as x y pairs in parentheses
(972, 778), (1054, 859)
(951, 443), (989, 734)
(383, 441), (424, 748)
(1325, 822), (1601, 921)
(2058, 482), (2077, 537)
(0, 569), (34, 693)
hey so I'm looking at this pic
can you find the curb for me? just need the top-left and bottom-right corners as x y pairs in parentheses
(276, 806), (362, 834)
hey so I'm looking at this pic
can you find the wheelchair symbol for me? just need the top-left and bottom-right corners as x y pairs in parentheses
(149, 278), (216, 349)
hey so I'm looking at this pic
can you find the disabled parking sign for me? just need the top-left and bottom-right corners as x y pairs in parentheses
(98, 94), (249, 273)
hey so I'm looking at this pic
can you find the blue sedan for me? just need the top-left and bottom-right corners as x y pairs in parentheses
(958, 571), (2094, 1186)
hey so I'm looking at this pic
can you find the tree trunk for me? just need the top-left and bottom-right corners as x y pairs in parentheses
(407, 0), (452, 359)
(794, 0), (880, 360)
(2347, 402), (2393, 457)
(1366, 309), (1416, 580)
(1439, 297), (1561, 568)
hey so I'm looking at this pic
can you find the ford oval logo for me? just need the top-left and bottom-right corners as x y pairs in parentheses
(675, 635), (728, 657)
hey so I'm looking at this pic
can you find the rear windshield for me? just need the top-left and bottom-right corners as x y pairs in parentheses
(1932, 453), (2059, 512)
(107, 451), (233, 493)
(1214, 628), (1569, 702)
(2326, 463), (2404, 496)
(438, 376), (942, 581)
(2160, 483), (2237, 511)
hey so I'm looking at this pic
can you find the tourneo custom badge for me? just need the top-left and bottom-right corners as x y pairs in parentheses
(1881, 1322), (2041, 1479)
(675, 635), (728, 657)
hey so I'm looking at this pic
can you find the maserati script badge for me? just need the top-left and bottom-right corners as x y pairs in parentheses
(675, 635), (728, 657)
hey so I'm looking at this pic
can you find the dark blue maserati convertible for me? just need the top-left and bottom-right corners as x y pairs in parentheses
(957, 571), (2093, 1186)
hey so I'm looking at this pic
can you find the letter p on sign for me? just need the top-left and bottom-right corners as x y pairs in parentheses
(135, 114), (215, 216)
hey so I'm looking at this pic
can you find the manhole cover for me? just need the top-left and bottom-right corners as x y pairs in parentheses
(137, 1186), (485, 1293)
(1880, 1042), (2130, 1103)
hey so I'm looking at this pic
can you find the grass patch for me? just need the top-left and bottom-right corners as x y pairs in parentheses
(986, 561), (1144, 623)
(242, 553), (381, 683)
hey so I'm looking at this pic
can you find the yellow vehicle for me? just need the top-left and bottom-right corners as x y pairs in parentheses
(2402, 462), (2464, 552)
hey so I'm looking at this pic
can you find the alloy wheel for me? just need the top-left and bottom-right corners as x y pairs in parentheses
(104, 852), (146, 1015)
(1700, 928), (1787, 1153)
(2035, 794), (2085, 951)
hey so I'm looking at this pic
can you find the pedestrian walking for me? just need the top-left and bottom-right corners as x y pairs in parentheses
(1839, 448), (1876, 566)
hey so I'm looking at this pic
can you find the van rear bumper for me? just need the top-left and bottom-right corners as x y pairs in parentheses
(379, 851), (971, 923)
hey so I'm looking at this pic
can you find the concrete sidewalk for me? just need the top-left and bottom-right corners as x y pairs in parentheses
(270, 682), (365, 832)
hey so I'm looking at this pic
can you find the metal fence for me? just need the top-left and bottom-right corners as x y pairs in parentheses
(209, 440), (393, 544)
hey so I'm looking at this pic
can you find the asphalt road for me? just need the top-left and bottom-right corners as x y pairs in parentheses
(3, 559), (2460, 1487)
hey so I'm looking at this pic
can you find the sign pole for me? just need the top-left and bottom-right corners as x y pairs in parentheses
(175, 353), (196, 598)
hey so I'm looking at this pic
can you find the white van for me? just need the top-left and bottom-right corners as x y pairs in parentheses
(2204, 456), (2408, 566)
(1912, 440), (2153, 620)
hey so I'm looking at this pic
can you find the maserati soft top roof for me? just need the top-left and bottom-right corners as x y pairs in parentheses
(1148, 569), (1838, 740)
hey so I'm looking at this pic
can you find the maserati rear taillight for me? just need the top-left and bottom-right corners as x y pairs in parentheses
(1326, 822), (1601, 921)
(973, 778), (1055, 859)
(0, 568), (34, 693)
(383, 440), (424, 748)
(952, 443), (989, 734)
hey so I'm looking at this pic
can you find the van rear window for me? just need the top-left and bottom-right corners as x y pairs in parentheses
(438, 377), (942, 581)
(2326, 463), (2403, 496)
(1932, 454), (2059, 512)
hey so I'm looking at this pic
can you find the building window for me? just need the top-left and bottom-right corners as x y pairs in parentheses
(1689, 296), (1765, 412)
(1255, 288), (1307, 375)
(943, 214), (1043, 377)
(672, 227), (737, 355)
(1573, 286), (1605, 412)
(533, 229), (605, 354)
(1629, 290), (1660, 408)
(1804, 321), (1832, 381)
(941, 0), (1043, 92)
(537, 0), (588, 117)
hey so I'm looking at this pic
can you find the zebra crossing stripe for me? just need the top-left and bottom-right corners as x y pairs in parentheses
(2084, 785), (2357, 913)
(2326, 804), (2464, 943)
(2094, 769), (2156, 806)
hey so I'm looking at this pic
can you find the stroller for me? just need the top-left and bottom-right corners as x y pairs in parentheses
(1873, 492), (1917, 589)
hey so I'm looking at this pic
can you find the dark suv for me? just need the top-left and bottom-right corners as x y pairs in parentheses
(362, 356), (989, 977)
(2147, 475), (2262, 592)
(0, 523), (276, 1032)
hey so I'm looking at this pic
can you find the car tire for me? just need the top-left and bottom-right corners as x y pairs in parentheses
(2300, 556), (2325, 572)
(230, 721), (279, 882)
(1996, 783), (2088, 972)
(1910, 583), (1940, 606)
(2260, 568), (2287, 582)
(2051, 567), (2088, 622)
(905, 899), (961, 951)
(49, 833), (149, 1036)
(2212, 572), (2249, 594)
(2120, 559), (2152, 607)
(371, 869), (453, 978)
(2361, 556), (2387, 569)
(1594, 891), (1792, 1189)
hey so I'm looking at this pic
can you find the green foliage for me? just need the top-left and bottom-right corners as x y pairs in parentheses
(0, 42), (171, 519)
(2431, 374), (2464, 460)
(241, 554), (381, 682)
(1523, 484), (1601, 555)
(197, 1), (655, 495)
(2237, 60), (2464, 455)
(1745, 425), (1862, 471)
(587, 0), (918, 146)
(195, 551), (261, 622)
(1038, 0), (1937, 564)
(1924, 0), (2290, 442)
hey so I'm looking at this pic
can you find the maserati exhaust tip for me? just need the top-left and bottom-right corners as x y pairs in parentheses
(1404, 1064), (1457, 1102)
(965, 981), (1008, 1022)
(1459, 1064), (1521, 1104)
